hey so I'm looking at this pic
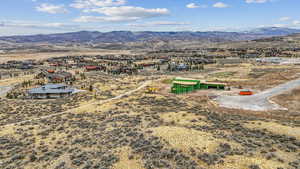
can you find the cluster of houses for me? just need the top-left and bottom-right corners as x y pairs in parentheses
(0, 60), (41, 69)
(36, 70), (74, 83)
(43, 54), (169, 75)
(151, 47), (300, 59)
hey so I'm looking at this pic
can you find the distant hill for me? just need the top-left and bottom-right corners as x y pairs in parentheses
(209, 33), (300, 49)
(244, 27), (300, 36)
(0, 27), (300, 44)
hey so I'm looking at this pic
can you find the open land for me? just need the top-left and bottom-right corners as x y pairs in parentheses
(0, 36), (300, 169)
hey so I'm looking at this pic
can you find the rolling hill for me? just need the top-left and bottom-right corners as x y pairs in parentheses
(1, 27), (300, 44)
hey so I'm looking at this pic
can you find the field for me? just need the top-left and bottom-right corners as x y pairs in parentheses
(0, 49), (132, 64)
(0, 53), (300, 169)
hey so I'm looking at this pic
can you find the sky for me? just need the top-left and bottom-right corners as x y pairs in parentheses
(0, 0), (300, 36)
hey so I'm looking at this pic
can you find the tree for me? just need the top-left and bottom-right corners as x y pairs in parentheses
(89, 85), (93, 92)
(80, 73), (86, 80)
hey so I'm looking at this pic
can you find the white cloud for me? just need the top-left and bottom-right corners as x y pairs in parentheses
(272, 24), (286, 27)
(186, 3), (199, 9)
(293, 20), (300, 25)
(148, 21), (190, 26)
(70, 0), (126, 9)
(74, 15), (137, 22)
(245, 0), (269, 3)
(75, 6), (169, 22)
(279, 17), (291, 22)
(213, 2), (229, 8)
(36, 3), (68, 14)
(129, 21), (190, 27)
(0, 20), (78, 30)
(186, 3), (207, 9)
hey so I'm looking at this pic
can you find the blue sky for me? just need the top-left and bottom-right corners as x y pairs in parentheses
(0, 0), (300, 35)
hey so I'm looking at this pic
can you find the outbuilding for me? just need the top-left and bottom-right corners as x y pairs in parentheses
(171, 77), (226, 94)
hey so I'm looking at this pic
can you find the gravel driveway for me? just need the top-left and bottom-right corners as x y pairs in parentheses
(216, 78), (300, 111)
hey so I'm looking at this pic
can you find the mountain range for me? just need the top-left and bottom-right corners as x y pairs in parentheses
(1, 27), (300, 44)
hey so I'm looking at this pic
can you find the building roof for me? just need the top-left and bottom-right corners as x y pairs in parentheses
(175, 77), (195, 80)
(202, 82), (226, 86)
(43, 84), (67, 89)
(47, 72), (72, 79)
(174, 77), (200, 81)
(173, 81), (198, 85)
(28, 84), (74, 94)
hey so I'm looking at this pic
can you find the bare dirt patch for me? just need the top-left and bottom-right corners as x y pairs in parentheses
(272, 87), (300, 112)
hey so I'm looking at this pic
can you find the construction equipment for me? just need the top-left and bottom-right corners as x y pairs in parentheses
(146, 86), (158, 94)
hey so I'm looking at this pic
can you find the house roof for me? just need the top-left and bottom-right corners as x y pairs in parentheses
(43, 84), (67, 89)
(47, 72), (72, 79)
(28, 84), (74, 94)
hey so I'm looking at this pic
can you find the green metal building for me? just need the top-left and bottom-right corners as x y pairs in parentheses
(171, 77), (225, 94)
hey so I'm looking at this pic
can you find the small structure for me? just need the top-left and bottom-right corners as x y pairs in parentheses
(239, 89), (253, 96)
(201, 81), (226, 90)
(85, 66), (101, 71)
(171, 77), (226, 94)
(28, 84), (75, 99)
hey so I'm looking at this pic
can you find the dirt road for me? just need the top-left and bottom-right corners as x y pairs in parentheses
(1, 80), (150, 127)
(216, 78), (300, 111)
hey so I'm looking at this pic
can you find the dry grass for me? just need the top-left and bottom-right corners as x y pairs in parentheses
(150, 126), (239, 154)
(0, 125), (15, 136)
(214, 154), (286, 169)
(0, 74), (34, 86)
(159, 111), (208, 126)
(244, 121), (300, 140)
(1, 58), (300, 168)
(112, 147), (145, 169)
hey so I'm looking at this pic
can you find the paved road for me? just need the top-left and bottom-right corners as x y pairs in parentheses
(216, 78), (300, 111)
(2, 80), (150, 127)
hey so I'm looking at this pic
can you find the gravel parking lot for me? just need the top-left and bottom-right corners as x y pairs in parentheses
(216, 78), (300, 111)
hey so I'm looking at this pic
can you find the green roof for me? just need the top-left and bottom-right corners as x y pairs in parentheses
(173, 81), (198, 85)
